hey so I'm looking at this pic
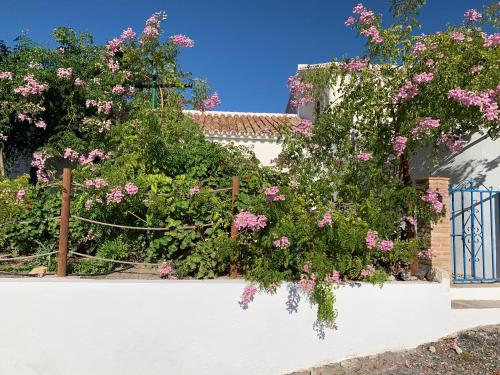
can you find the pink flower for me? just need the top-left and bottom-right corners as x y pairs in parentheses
(343, 58), (369, 72)
(106, 187), (124, 204)
(14, 75), (48, 97)
(413, 72), (433, 84)
(426, 59), (435, 67)
(264, 186), (286, 202)
(299, 272), (317, 293)
(159, 265), (177, 280)
(419, 248), (433, 259)
(317, 214), (333, 228)
(16, 189), (26, 200)
(365, 230), (379, 249)
(240, 285), (257, 307)
(56, 67), (73, 79)
(35, 120), (46, 129)
(397, 81), (419, 101)
(412, 118), (440, 137)
(112, 85), (126, 95)
(407, 217), (418, 226)
(0, 71), (13, 80)
(392, 136), (408, 156)
(361, 265), (375, 277)
(481, 32), (500, 47)
(273, 236), (290, 249)
(63, 148), (80, 162)
(120, 27), (136, 41)
(189, 185), (201, 196)
(422, 188), (444, 213)
(200, 92), (221, 111)
(450, 31), (465, 42)
(437, 133), (468, 153)
(325, 271), (340, 285)
(170, 34), (194, 48)
(353, 3), (365, 14)
(411, 41), (427, 56)
(94, 178), (108, 189)
(234, 211), (267, 231)
(470, 65), (483, 74)
(360, 26), (383, 43)
(31, 151), (53, 183)
(124, 183), (138, 195)
(379, 240), (394, 252)
(84, 198), (94, 211)
(108, 59), (120, 72)
(464, 9), (482, 21)
(345, 16), (357, 26)
(288, 75), (314, 109)
(356, 152), (372, 161)
(74, 78), (84, 86)
(291, 119), (313, 137)
(359, 10), (374, 25)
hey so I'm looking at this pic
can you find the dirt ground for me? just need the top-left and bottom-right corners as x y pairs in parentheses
(289, 325), (500, 375)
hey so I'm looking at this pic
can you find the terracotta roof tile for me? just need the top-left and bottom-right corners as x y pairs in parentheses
(183, 110), (300, 137)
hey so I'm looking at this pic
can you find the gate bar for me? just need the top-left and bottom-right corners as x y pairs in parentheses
(451, 191), (457, 281)
(480, 192), (486, 279)
(470, 191), (476, 279)
(461, 190), (466, 279)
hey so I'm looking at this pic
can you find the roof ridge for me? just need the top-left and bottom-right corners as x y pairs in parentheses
(182, 109), (298, 117)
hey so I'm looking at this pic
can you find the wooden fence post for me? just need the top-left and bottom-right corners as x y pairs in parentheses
(57, 168), (72, 277)
(229, 176), (241, 278)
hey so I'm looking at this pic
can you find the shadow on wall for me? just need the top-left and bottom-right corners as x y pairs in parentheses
(411, 134), (500, 189)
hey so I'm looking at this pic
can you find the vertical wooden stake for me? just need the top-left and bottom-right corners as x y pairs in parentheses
(57, 168), (72, 277)
(229, 176), (241, 278)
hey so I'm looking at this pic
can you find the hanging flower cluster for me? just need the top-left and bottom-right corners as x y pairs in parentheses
(291, 119), (313, 137)
(345, 4), (382, 43)
(342, 58), (369, 72)
(200, 92), (221, 111)
(447, 87), (499, 121)
(170, 34), (194, 48)
(31, 151), (53, 183)
(464, 9), (482, 22)
(324, 271), (340, 285)
(299, 263), (317, 293)
(0, 71), (13, 80)
(356, 152), (372, 161)
(288, 75), (314, 109)
(360, 264), (376, 277)
(392, 136), (408, 157)
(56, 67), (73, 79)
(411, 118), (440, 138)
(140, 11), (167, 43)
(421, 188), (444, 213)
(437, 133), (468, 153)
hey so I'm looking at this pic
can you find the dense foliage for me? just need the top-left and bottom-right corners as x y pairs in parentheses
(1, 3), (498, 327)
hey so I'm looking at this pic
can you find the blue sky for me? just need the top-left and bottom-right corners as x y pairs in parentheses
(0, 0), (491, 113)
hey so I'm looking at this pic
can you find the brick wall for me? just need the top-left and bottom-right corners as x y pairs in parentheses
(416, 177), (452, 276)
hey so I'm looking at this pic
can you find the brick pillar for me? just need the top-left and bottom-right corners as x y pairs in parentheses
(417, 177), (452, 277)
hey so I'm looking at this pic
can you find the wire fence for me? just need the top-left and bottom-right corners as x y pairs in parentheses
(0, 168), (241, 277)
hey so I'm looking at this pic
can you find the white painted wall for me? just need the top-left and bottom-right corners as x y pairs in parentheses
(207, 134), (283, 166)
(0, 278), (498, 375)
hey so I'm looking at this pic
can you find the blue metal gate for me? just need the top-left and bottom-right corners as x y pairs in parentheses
(450, 180), (500, 283)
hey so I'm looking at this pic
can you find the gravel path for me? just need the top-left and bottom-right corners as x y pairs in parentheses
(289, 325), (499, 375)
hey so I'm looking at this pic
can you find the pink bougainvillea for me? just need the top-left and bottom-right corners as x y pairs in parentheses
(16, 189), (26, 200)
(379, 240), (394, 252)
(365, 230), (379, 249)
(273, 236), (290, 249)
(413, 72), (433, 84)
(56, 67), (73, 79)
(120, 27), (136, 41)
(343, 58), (369, 72)
(464, 9), (482, 21)
(14, 75), (48, 97)
(288, 75), (314, 109)
(447, 87), (498, 121)
(469, 65), (483, 74)
(412, 118), (440, 137)
(159, 265), (177, 280)
(200, 92), (221, 111)
(0, 71), (13, 80)
(170, 34), (194, 48)
(397, 81), (419, 101)
(360, 26), (383, 43)
(324, 271), (341, 285)
(356, 152), (372, 161)
(392, 136), (408, 156)
(234, 211), (267, 231)
(317, 214), (333, 228)
(360, 264), (375, 277)
(421, 187), (444, 213)
(437, 133), (468, 153)
(291, 119), (313, 137)
(106, 187), (125, 204)
(31, 151), (53, 183)
(263, 186), (285, 202)
(124, 183), (138, 195)
(299, 264), (317, 293)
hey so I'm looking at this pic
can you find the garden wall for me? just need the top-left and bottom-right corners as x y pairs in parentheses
(0, 278), (498, 375)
